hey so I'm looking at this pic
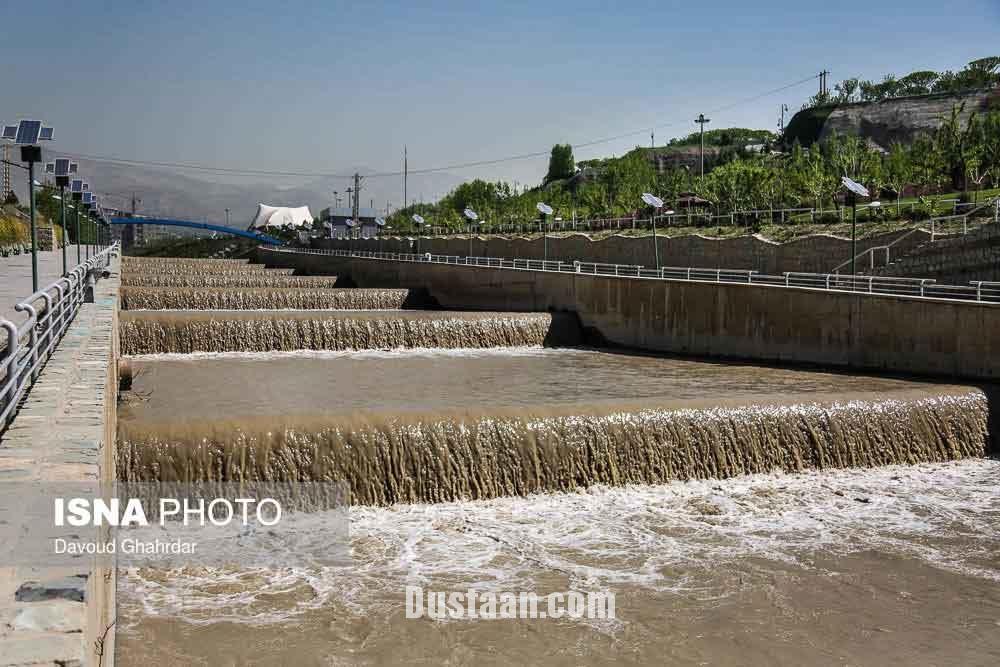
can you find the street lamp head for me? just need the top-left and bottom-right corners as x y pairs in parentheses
(463, 208), (478, 221)
(412, 214), (425, 225)
(536, 202), (553, 216)
(641, 193), (664, 208)
(841, 176), (870, 198)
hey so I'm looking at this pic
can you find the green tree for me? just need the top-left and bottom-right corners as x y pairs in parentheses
(883, 143), (914, 214)
(544, 144), (575, 184)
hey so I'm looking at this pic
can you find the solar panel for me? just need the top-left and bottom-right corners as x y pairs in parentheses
(70, 179), (83, 193)
(83, 192), (93, 204)
(841, 176), (870, 198)
(1, 125), (16, 140)
(38, 127), (53, 141)
(14, 120), (42, 145)
(55, 158), (70, 176)
(641, 193), (664, 208)
(45, 162), (56, 174)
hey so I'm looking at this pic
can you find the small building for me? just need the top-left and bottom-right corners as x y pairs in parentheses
(320, 206), (378, 238)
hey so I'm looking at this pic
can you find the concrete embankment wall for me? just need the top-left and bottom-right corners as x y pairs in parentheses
(0, 259), (120, 666)
(259, 248), (1000, 381)
(315, 227), (933, 275)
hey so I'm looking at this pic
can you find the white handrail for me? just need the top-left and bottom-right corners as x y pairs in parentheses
(0, 243), (119, 430)
(262, 246), (999, 305)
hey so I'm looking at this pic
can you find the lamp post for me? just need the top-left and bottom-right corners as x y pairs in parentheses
(3, 120), (54, 292)
(463, 208), (478, 259)
(537, 202), (553, 262)
(641, 193), (664, 271)
(412, 214), (424, 256)
(841, 176), (870, 276)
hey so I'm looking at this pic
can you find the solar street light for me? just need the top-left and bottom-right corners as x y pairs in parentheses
(47, 158), (77, 276)
(412, 214), (425, 254)
(463, 209), (478, 258)
(537, 202), (553, 262)
(2, 120), (54, 292)
(641, 192), (664, 271)
(841, 176), (871, 276)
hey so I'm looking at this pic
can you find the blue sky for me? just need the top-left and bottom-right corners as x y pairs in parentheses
(2, 0), (997, 190)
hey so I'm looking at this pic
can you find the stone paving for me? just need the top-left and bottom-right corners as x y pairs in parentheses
(0, 254), (119, 666)
(0, 246), (87, 326)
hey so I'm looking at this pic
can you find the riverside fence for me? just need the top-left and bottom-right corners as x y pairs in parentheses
(1, 243), (119, 430)
(265, 246), (1000, 304)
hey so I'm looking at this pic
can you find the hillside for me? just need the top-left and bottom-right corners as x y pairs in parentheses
(784, 88), (1000, 148)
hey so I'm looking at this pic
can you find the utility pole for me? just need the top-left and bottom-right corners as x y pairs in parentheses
(404, 146), (408, 211)
(695, 114), (711, 178)
(225, 208), (230, 226)
(819, 70), (831, 98)
(130, 192), (144, 246)
(352, 172), (362, 231)
(779, 104), (789, 135)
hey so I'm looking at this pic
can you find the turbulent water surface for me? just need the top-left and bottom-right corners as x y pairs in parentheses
(116, 460), (1000, 666)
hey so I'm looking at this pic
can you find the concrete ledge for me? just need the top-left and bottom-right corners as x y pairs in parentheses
(0, 257), (119, 666)
(258, 249), (1000, 381)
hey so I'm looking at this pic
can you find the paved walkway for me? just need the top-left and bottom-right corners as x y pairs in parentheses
(0, 247), (85, 326)
(0, 256), (119, 665)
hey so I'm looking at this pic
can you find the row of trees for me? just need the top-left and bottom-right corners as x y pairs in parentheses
(387, 104), (1000, 232)
(809, 57), (1000, 107)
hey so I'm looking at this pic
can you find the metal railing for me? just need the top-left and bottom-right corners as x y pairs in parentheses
(1, 243), (119, 431)
(265, 246), (1000, 304)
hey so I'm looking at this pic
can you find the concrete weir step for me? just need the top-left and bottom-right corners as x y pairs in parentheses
(120, 286), (419, 310)
(119, 310), (582, 355)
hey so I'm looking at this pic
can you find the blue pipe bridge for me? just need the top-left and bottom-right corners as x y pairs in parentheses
(109, 217), (283, 245)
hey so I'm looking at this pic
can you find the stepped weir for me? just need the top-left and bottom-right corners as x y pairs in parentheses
(102, 255), (1000, 665)
(116, 256), (994, 502)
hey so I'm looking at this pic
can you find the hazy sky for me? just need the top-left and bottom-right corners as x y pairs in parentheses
(3, 0), (997, 191)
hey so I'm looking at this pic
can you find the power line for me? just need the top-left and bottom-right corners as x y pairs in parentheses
(51, 73), (821, 182)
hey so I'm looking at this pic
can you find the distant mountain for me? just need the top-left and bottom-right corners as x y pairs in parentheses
(17, 153), (465, 227)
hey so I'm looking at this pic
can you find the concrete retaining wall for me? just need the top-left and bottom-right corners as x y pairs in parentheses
(0, 258), (120, 666)
(315, 227), (933, 275)
(260, 248), (1000, 381)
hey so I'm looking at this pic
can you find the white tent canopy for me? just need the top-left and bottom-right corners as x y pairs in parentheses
(248, 203), (314, 229)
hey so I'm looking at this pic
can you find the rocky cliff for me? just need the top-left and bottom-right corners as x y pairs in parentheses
(786, 88), (1000, 148)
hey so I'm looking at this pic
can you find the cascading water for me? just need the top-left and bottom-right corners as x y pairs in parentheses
(121, 287), (415, 310)
(121, 274), (341, 289)
(119, 311), (579, 354)
(118, 390), (988, 504)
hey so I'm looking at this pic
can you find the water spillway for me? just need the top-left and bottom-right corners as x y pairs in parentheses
(119, 310), (578, 354)
(121, 274), (341, 289)
(122, 259), (293, 276)
(116, 351), (988, 503)
(120, 286), (415, 311)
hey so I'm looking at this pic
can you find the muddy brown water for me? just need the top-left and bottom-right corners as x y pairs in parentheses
(117, 350), (987, 504)
(116, 460), (1000, 666)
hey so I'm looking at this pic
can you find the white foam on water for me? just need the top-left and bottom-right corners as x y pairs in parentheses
(125, 345), (575, 363)
(119, 459), (1000, 631)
